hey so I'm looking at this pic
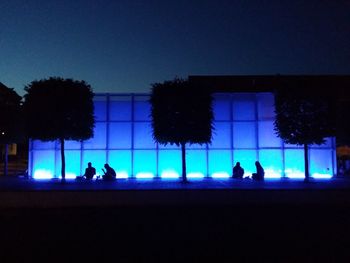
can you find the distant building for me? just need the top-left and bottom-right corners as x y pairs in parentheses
(28, 75), (349, 179)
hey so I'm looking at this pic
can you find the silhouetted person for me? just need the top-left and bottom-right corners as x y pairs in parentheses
(102, 163), (116, 181)
(252, 161), (264, 181)
(232, 162), (244, 179)
(84, 162), (96, 180)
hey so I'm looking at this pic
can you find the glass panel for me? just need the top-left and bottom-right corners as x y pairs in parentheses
(233, 122), (256, 148)
(83, 122), (107, 149)
(108, 150), (131, 178)
(258, 121), (281, 148)
(134, 96), (151, 121)
(64, 140), (81, 150)
(133, 150), (156, 178)
(82, 150), (106, 176)
(94, 96), (107, 121)
(310, 137), (333, 148)
(213, 95), (231, 121)
(284, 149), (305, 178)
(233, 150), (257, 176)
(284, 142), (303, 148)
(158, 150), (181, 178)
(108, 122), (132, 149)
(209, 122), (231, 149)
(208, 150), (232, 178)
(232, 101), (255, 121)
(186, 150), (207, 178)
(158, 143), (180, 149)
(56, 150), (81, 179)
(310, 149), (333, 178)
(32, 150), (55, 179)
(32, 140), (56, 150)
(109, 96), (132, 121)
(259, 149), (283, 178)
(134, 122), (156, 149)
(257, 93), (275, 120)
(186, 143), (206, 149)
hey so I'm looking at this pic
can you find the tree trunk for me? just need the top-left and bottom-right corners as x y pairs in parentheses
(181, 142), (187, 183)
(60, 138), (66, 181)
(4, 144), (8, 176)
(304, 143), (309, 182)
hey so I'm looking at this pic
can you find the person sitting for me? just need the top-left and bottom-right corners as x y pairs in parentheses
(252, 161), (265, 181)
(102, 163), (116, 181)
(232, 162), (244, 179)
(84, 162), (96, 180)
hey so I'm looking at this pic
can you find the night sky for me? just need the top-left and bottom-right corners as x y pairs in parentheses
(1, 0), (349, 95)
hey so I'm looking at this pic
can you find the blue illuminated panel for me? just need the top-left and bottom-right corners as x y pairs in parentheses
(210, 122), (231, 149)
(82, 150), (106, 176)
(257, 93), (275, 120)
(233, 150), (257, 176)
(32, 140), (56, 150)
(94, 98), (107, 121)
(109, 96), (132, 121)
(108, 122), (132, 149)
(284, 149), (305, 178)
(134, 96), (151, 121)
(159, 150), (181, 178)
(56, 150), (81, 178)
(208, 150), (232, 178)
(213, 95), (231, 120)
(259, 149), (283, 178)
(310, 149), (333, 178)
(108, 150), (131, 178)
(32, 150), (56, 179)
(258, 121), (282, 148)
(186, 150), (207, 178)
(233, 122), (256, 148)
(83, 122), (107, 149)
(232, 95), (255, 120)
(133, 150), (156, 178)
(134, 122), (157, 149)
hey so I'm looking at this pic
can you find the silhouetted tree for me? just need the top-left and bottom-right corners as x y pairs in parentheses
(274, 85), (334, 181)
(150, 78), (213, 182)
(24, 77), (94, 181)
(0, 82), (23, 176)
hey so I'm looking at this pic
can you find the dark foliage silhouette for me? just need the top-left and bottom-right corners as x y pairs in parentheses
(150, 78), (213, 182)
(23, 77), (94, 180)
(0, 82), (23, 176)
(274, 82), (334, 181)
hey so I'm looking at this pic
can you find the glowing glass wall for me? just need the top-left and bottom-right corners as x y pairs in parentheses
(28, 93), (336, 179)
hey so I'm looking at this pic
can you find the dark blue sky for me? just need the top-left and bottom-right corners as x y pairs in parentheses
(1, 0), (349, 95)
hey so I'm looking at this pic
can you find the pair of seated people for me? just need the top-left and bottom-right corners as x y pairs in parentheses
(232, 161), (264, 181)
(80, 162), (116, 181)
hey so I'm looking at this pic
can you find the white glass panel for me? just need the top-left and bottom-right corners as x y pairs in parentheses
(158, 150), (181, 178)
(233, 150), (257, 176)
(133, 150), (156, 178)
(208, 150), (232, 178)
(83, 122), (107, 149)
(186, 150), (207, 178)
(233, 122), (256, 148)
(258, 121), (281, 148)
(109, 96), (132, 121)
(257, 93), (275, 120)
(259, 149), (283, 178)
(32, 150), (55, 179)
(284, 149), (305, 178)
(134, 122), (156, 149)
(209, 122), (231, 149)
(108, 122), (132, 149)
(108, 150), (131, 178)
(82, 150), (106, 176)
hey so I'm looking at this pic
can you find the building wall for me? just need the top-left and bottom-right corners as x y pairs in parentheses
(28, 93), (336, 179)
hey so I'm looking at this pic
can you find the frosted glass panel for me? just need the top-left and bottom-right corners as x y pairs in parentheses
(82, 150), (106, 176)
(257, 93), (275, 119)
(258, 121), (281, 147)
(210, 122), (231, 148)
(158, 143), (180, 149)
(134, 96), (151, 121)
(32, 140), (56, 150)
(94, 99), (107, 121)
(213, 97), (230, 121)
(109, 96), (132, 121)
(310, 149), (333, 178)
(109, 122), (132, 149)
(56, 150), (81, 178)
(108, 150), (131, 178)
(233, 150), (256, 176)
(158, 150), (181, 178)
(32, 150), (55, 179)
(208, 150), (232, 178)
(186, 143), (206, 149)
(284, 149), (305, 178)
(232, 101), (255, 120)
(134, 122), (156, 149)
(233, 122), (256, 148)
(310, 137), (333, 148)
(64, 140), (81, 150)
(259, 149), (283, 178)
(83, 123), (107, 149)
(133, 150), (156, 178)
(186, 150), (207, 178)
